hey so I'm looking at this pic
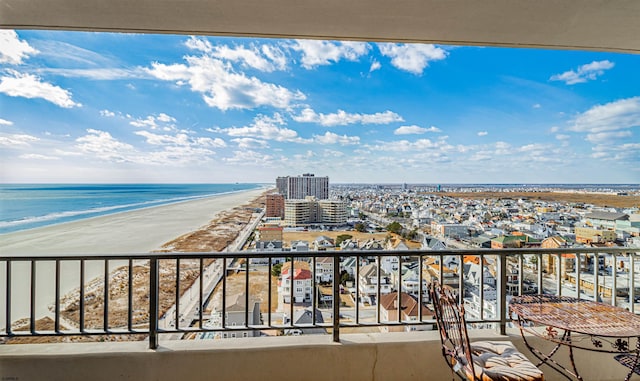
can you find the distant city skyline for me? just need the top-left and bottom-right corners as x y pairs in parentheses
(1, 30), (639, 184)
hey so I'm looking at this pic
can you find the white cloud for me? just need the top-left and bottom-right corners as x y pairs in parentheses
(549, 126), (560, 133)
(0, 133), (39, 147)
(185, 36), (213, 53)
(19, 153), (60, 160)
(0, 30), (38, 65)
(570, 96), (640, 134)
(477, 131), (488, 136)
(146, 55), (305, 110)
(222, 150), (276, 165)
(187, 36), (288, 72)
(532, 103), (541, 109)
(216, 113), (307, 142)
(555, 134), (570, 140)
(366, 138), (452, 153)
(134, 130), (226, 148)
(0, 70), (81, 108)
(291, 40), (370, 69)
(0, 118), (14, 126)
(494, 141), (512, 155)
(313, 131), (360, 145)
(211, 43), (287, 72)
(550, 60), (615, 85)
(231, 138), (269, 149)
(378, 43), (447, 74)
(38, 68), (146, 80)
(394, 125), (441, 135)
(586, 130), (632, 144)
(370, 60), (381, 72)
(100, 109), (116, 117)
(292, 108), (403, 126)
(130, 113), (177, 130)
(75, 129), (136, 162)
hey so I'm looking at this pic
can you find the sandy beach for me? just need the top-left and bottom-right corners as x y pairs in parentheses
(0, 187), (267, 331)
(1, 187), (266, 256)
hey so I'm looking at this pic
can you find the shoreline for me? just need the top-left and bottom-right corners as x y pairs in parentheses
(0, 187), (267, 256)
(0, 187), (268, 330)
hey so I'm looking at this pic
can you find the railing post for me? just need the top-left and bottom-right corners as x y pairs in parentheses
(149, 257), (159, 350)
(497, 253), (507, 335)
(333, 254), (340, 343)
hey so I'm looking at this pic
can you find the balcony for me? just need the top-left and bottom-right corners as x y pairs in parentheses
(2, 247), (638, 380)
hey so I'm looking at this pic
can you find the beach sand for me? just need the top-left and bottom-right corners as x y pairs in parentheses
(0, 187), (268, 332)
(1, 187), (267, 256)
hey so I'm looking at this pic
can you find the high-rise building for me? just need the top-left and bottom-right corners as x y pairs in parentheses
(276, 173), (329, 200)
(284, 197), (346, 227)
(265, 193), (285, 218)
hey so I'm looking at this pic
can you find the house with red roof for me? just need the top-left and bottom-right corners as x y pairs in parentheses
(280, 261), (313, 304)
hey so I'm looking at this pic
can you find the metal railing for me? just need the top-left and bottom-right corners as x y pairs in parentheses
(1, 247), (637, 349)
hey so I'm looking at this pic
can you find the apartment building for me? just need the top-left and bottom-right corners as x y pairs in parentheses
(575, 226), (617, 244)
(276, 173), (329, 200)
(284, 197), (347, 227)
(265, 193), (285, 218)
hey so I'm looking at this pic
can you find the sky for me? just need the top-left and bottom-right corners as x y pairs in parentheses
(0, 30), (639, 184)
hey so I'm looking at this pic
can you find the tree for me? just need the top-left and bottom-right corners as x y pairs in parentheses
(336, 234), (353, 246)
(386, 221), (403, 235)
(354, 222), (367, 232)
(340, 270), (353, 285)
(271, 263), (282, 277)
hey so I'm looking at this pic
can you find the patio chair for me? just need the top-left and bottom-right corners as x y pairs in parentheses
(430, 282), (544, 381)
(614, 354), (640, 376)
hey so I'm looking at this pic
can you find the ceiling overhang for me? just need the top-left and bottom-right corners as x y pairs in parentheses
(1, 0), (639, 53)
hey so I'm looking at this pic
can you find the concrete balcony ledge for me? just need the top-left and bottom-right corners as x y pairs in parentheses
(0, 330), (633, 381)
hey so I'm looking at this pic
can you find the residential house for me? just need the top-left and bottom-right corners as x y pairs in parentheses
(358, 263), (392, 305)
(421, 235), (447, 250)
(283, 308), (326, 336)
(339, 239), (359, 250)
(257, 225), (284, 241)
(315, 256), (333, 283)
(206, 293), (261, 339)
(463, 255), (496, 287)
(280, 261), (313, 304)
(312, 235), (335, 251)
(251, 240), (285, 264)
(379, 292), (434, 332)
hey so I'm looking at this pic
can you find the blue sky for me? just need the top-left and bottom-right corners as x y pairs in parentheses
(1, 30), (639, 184)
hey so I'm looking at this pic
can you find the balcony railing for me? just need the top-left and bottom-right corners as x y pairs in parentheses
(1, 247), (637, 349)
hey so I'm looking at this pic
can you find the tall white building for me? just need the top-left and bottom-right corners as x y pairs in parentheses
(276, 173), (329, 200)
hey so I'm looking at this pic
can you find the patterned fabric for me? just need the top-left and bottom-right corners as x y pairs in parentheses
(430, 282), (544, 381)
(469, 341), (544, 381)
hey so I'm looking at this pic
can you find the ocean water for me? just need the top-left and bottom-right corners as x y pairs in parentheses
(0, 183), (261, 235)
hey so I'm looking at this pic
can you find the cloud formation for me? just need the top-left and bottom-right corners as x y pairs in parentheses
(146, 55), (305, 111)
(570, 96), (640, 134)
(0, 70), (81, 108)
(378, 43), (447, 74)
(550, 60), (615, 85)
(0, 30), (38, 65)
(293, 108), (403, 126)
(291, 40), (370, 69)
(394, 125), (441, 135)
(215, 113), (307, 142)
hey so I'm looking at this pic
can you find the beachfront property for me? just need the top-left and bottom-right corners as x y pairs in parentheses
(276, 174), (329, 200)
(2, 1), (640, 380)
(283, 197), (348, 227)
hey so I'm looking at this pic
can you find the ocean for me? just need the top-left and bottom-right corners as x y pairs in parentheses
(0, 183), (261, 235)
